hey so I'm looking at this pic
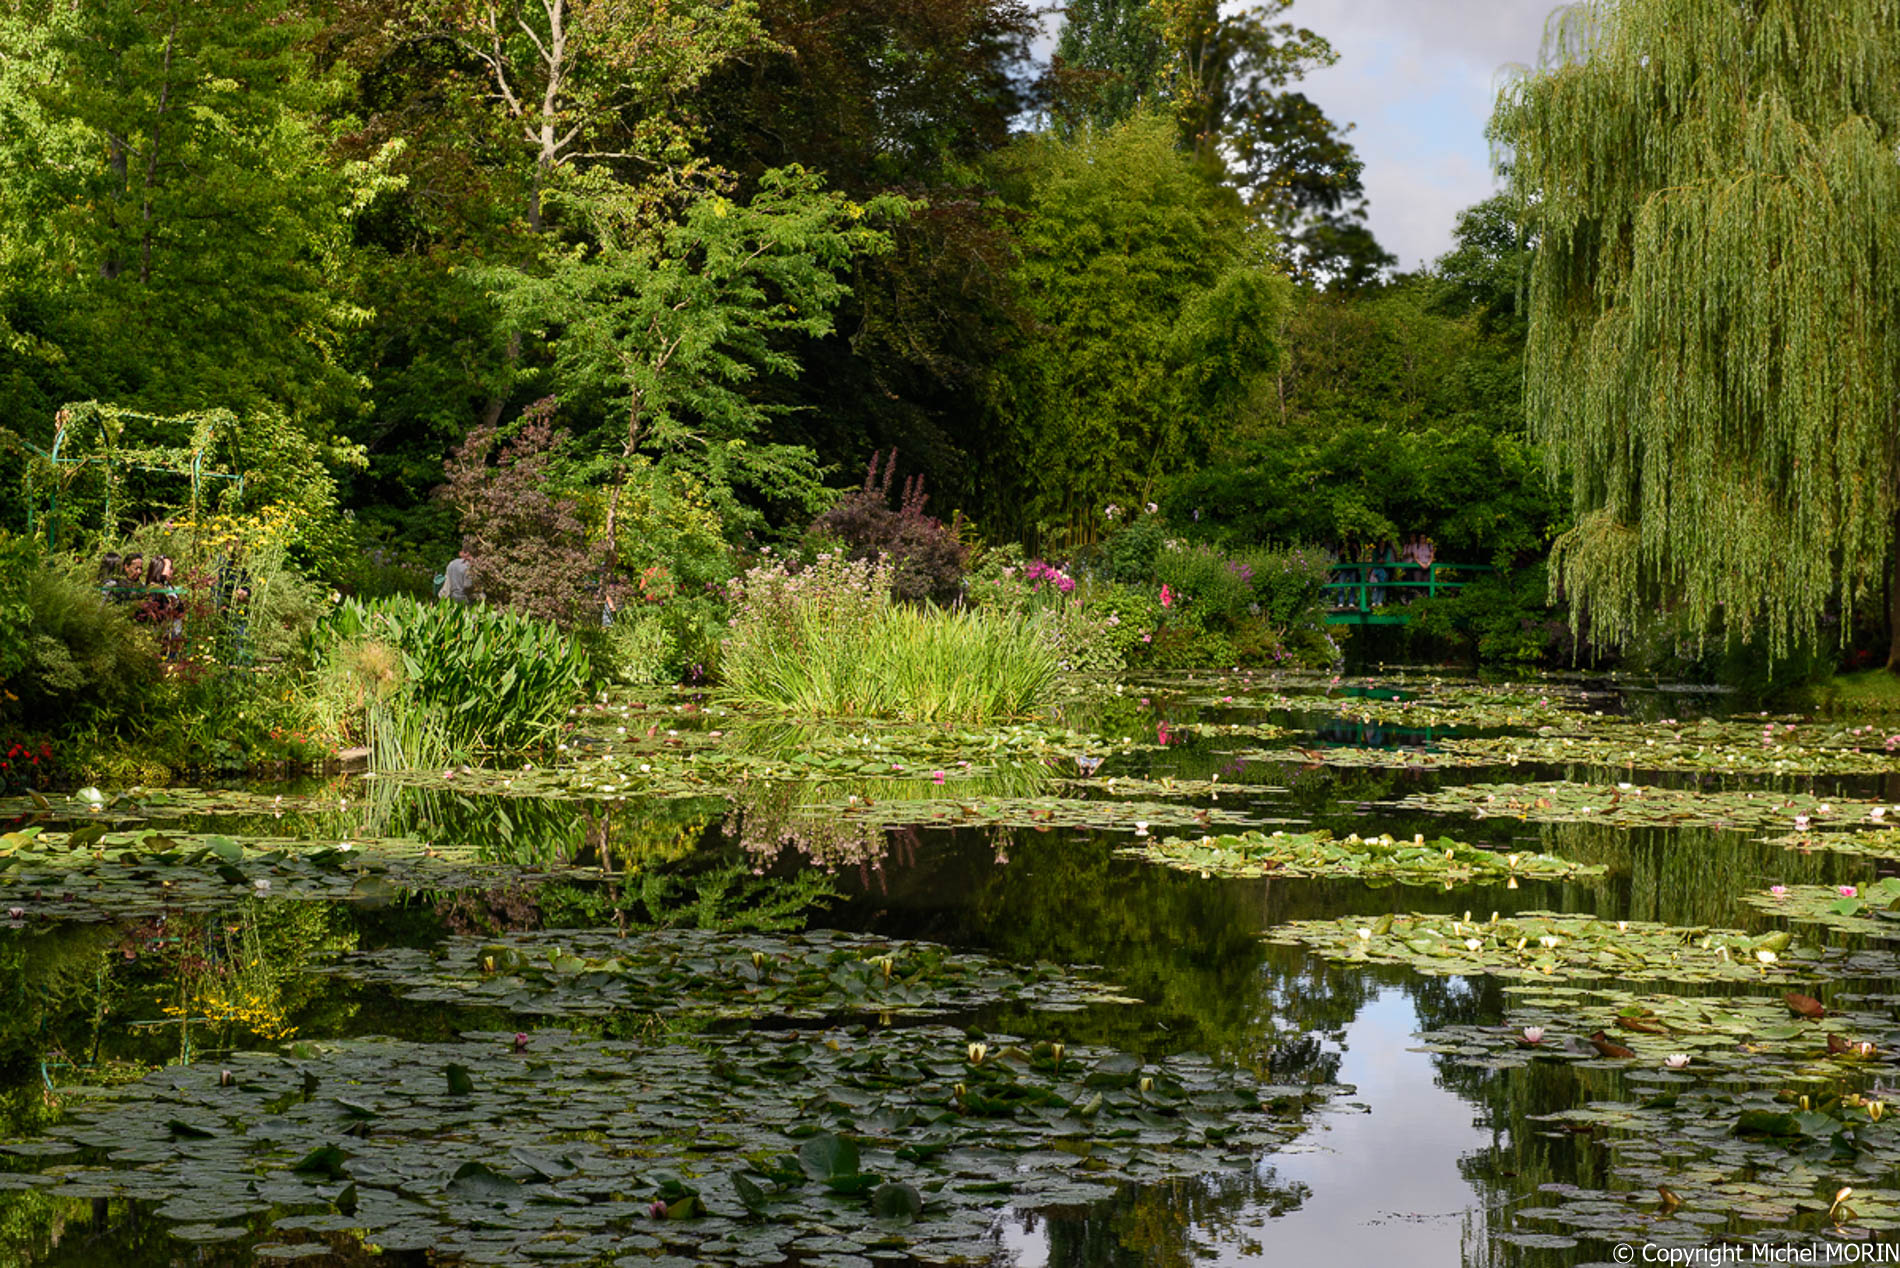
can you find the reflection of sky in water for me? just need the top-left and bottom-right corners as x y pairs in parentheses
(1231, 988), (1490, 1264)
(1001, 987), (1489, 1266)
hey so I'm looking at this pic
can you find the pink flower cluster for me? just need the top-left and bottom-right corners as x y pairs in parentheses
(1023, 560), (1075, 593)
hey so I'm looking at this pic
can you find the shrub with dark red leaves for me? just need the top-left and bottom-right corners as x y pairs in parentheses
(439, 398), (607, 628)
(810, 451), (968, 605)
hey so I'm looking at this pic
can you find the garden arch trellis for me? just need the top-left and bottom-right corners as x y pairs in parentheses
(24, 401), (245, 548)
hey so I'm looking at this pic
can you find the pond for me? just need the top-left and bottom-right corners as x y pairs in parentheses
(0, 670), (1896, 1266)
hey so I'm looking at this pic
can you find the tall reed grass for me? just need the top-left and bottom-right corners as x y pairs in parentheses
(719, 555), (1060, 724)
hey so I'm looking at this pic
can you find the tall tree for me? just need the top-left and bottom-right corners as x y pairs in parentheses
(691, 0), (1036, 513)
(474, 168), (905, 553)
(1051, 0), (1165, 130)
(1050, 0), (1389, 287)
(407, 0), (763, 232)
(988, 111), (1290, 546)
(1495, 0), (1900, 662)
(0, 0), (386, 429)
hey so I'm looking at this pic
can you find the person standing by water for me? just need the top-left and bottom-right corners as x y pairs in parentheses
(439, 547), (473, 603)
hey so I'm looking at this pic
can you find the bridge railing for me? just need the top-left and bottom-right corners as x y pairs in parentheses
(1321, 561), (1492, 622)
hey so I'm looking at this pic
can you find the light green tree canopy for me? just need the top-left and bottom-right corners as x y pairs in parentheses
(1495, 0), (1900, 657)
(473, 167), (908, 546)
(989, 110), (1291, 546)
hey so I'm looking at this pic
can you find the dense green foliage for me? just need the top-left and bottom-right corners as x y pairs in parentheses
(987, 113), (1290, 545)
(20, 0), (1881, 773)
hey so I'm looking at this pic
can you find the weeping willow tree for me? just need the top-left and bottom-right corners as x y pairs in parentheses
(1495, 0), (1900, 664)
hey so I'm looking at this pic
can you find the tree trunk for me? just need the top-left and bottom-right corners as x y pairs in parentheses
(1888, 507), (1900, 672)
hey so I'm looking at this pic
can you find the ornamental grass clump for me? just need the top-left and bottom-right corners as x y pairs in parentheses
(719, 554), (1060, 723)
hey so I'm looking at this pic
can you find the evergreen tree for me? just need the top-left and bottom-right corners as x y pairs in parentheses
(1496, 0), (1900, 662)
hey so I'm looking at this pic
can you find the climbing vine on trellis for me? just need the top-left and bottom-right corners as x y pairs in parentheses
(24, 401), (245, 545)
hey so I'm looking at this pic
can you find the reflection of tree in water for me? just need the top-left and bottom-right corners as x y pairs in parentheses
(830, 827), (1384, 1067)
(178, 779), (727, 877)
(1532, 820), (1847, 928)
(727, 764), (1051, 871)
(1393, 819), (1872, 1267)
(1026, 1171), (1314, 1268)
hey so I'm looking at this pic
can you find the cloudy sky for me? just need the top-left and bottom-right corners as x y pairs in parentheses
(1280, 0), (1559, 269)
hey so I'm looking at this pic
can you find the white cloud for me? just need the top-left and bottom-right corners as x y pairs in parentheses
(1282, 0), (1557, 269)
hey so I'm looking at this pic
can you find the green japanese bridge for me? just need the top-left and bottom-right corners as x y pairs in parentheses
(1323, 562), (1492, 625)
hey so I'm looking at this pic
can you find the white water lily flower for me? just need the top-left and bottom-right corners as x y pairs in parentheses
(1617, 921), (1629, 933)
(1134, 822), (1150, 837)
(1756, 949), (1778, 964)
(1522, 1026), (1544, 1044)
(1464, 938), (1483, 952)
(1539, 935), (1561, 949)
(1665, 1054), (1690, 1070)
(1356, 928), (1372, 942)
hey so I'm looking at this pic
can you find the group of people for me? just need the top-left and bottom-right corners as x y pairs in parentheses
(96, 549), (251, 662)
(1330, 536), (1439, 609)
(99, 550), (185, 657)
(98, 550), (176, 593)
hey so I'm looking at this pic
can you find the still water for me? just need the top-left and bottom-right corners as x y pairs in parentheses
(0, 672), (1891, 1265)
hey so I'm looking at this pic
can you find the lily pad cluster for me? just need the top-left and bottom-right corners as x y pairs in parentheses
(325, 927), (1137, 1019)
(1417, 985), (1894, 1080)
(0, 1025), (1333, 1265)
(1124, 829), (1603, 885)
(1390, 782), (1884, 832)
(1269, 911), (1812, 983)
(1504, 1082), (1900, 1245)
(1743, 880), (1900, 938)
(1432, 729), (1900, 777)
(0, 826), (570, 921)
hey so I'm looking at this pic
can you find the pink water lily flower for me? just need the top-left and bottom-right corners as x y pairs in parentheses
(1769, 885), (1788, 898)
(1841, 886), (1859, 898)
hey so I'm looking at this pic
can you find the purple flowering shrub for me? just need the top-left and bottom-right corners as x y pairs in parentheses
(809, 451), (968, 604)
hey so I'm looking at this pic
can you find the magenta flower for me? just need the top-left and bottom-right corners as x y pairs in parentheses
(1841, 886), (1859, 898)
(1159, 584), (1173, 609)
(1769, 885), (1788, 897)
